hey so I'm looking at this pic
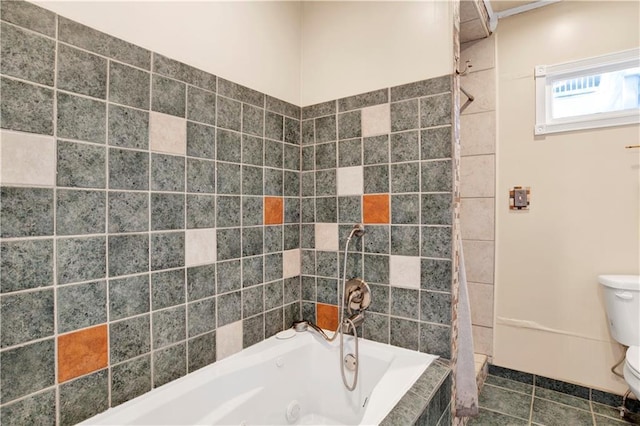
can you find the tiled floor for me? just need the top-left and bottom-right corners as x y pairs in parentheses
(470, 374), (640, 425)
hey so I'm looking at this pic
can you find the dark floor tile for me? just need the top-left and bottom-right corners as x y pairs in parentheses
(479, 384), (532, 421)
(535, 387), (591, 411)
(1, 77), (53, 135)
(468, 409), (529, 426)
(531, 397), (593, 426)
(380, 390), (424, 426)
(485, 375), (533, 395)
(1, 22), (55, 87)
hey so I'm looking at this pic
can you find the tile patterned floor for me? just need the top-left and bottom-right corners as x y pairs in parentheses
(470, 374), (640, 425)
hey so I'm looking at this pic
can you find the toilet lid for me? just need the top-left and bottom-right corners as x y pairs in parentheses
(627, 346), (640, 375)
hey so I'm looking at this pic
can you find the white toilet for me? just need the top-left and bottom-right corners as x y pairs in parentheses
(599, 275), (640, 399)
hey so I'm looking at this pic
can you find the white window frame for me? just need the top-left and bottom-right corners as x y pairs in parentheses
(534, 48), (640, 135)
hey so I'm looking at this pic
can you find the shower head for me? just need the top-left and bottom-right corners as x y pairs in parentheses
(350, 223), (365, 238)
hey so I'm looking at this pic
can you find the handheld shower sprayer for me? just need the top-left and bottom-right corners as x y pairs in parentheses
(349, 223), (365, 239)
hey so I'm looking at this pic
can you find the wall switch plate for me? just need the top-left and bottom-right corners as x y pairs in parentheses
(509, 186), (530, 210)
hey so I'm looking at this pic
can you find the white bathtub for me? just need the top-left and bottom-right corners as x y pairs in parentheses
(82, 330), (438, 425)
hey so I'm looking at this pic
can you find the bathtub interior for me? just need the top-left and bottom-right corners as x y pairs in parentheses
(82, 331), (437, 425)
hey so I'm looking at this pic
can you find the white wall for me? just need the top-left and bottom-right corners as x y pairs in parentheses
(494, 1), (640, 394)
(35, 1), (302, 105)
(300, 1), (453, 106)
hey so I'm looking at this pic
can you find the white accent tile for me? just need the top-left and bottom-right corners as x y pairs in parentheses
(361, 104), (390, 137)
(389, 255), (421, 289)
(468, 281), (494, 328)
(315, 223), (339, 251)
(472, 325), (493, 356)
(283, 249), (301, 279)
(461, 36), (495, 73)
(462, 240), (494, 284)
(216, 321), (243, 360)
(461, 111), (495, 156)
(336, 166), (363, 196)
(460, 197), (494, 241)
(460, 154), (495, 198)
(149, 111), (186, 155)
(0, 130), (55, 186)
(185, 229), (216, 267)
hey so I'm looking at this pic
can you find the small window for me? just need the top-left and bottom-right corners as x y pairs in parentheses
(535, 48), (640, 135)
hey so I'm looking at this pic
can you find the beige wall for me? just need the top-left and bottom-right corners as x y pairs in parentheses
(300, 1), (453, 106)
(494, 1), (640, 394)
(38, 1), (455, 107)
(35, 1), (303, 104)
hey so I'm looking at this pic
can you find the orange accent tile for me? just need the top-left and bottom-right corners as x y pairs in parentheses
(58, 324), (108, 383)
(317, 303), (339, 331)
(363, 194), (390, 224)
(264, 196), (283, 225)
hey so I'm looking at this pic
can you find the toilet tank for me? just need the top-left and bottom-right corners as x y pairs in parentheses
(599, 275), (640, 347)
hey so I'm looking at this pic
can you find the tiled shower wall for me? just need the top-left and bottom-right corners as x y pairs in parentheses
(298, 77), (454, 360)
(460, 35), (497, 358)
(0, 1), (456, 424)
(0, 1), (302, 423)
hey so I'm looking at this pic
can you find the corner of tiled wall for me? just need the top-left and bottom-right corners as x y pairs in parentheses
(459, 34), (497, 359)
(299, 75), (455, 359)
(0, 1), (302, 423)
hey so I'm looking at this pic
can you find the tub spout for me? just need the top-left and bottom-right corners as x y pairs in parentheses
(291, 320), (334, 341)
